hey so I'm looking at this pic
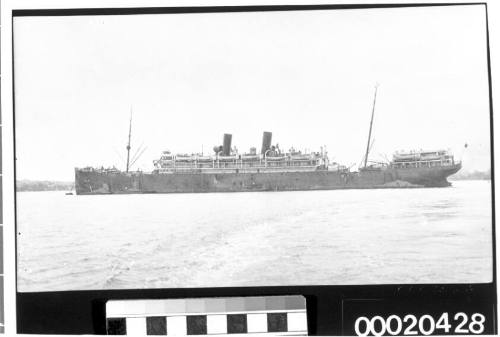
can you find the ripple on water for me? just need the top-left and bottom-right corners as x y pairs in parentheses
(16, 180), (493, 291)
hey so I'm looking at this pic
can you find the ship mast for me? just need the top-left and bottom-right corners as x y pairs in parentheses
(126, 109), (132, 173)
(363, 84), (378, 168)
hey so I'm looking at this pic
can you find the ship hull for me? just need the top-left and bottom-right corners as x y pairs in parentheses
(75, 163), (461, 195)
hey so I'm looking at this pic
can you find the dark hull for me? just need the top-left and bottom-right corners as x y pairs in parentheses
(75, 164), (461, 195)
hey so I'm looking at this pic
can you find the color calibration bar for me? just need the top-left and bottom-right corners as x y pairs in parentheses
(106, 295), (307, 335)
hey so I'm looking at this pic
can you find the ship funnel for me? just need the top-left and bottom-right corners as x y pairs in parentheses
(261, 131), (272, 155)
(222, 133), (232, 156)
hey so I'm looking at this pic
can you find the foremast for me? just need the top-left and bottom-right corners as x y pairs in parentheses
(126, 110), (132, 173)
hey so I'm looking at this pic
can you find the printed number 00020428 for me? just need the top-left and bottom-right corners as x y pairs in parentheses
(354, 312), (486, 336)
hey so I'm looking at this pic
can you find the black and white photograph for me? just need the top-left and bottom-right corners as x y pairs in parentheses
(12, 3), (493, 297)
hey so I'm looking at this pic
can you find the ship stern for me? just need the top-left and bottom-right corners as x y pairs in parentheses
(395, 162), (462, 188)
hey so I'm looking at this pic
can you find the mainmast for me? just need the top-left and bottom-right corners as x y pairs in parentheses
(363, 84), (378, 168)
(126, 109), (132, 173)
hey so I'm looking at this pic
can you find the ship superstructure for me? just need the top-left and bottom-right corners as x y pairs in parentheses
(391, 150), (456, 169)
(152, 132), (330, 175)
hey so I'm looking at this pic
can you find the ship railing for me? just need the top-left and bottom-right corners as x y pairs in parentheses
(392, 158), (456, 169)
(78, 167), (124, 173)
(266, 156), (287, 161)
(290, 155), (315, 160)
(156, 165), (321, 174)
(241, 155), (260, 160)
(158, 154), (324, 170)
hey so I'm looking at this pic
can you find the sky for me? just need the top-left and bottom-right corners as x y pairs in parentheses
(13, 5), (491, 181)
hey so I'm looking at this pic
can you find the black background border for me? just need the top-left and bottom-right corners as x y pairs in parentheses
(12, 3), (496, 335)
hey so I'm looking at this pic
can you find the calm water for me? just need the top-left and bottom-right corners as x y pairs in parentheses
(17, 180), (493, 292)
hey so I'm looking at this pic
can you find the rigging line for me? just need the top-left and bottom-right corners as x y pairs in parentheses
(369, 138), (376, 153)
(130, 141), (145, 164)
(379, 153), (390, 163)
(130, 147), (148, 169)
(113, 147), (126, 167)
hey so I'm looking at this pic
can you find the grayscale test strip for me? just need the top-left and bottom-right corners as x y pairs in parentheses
(106, 296), (307, 335)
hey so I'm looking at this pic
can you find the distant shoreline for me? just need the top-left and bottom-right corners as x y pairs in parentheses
(449, 169), (491, 181)
(449, 178), (491, 182)
(16, 180), (73, 192)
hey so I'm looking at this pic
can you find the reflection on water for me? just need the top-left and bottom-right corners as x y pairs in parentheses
(17, 180), (493, 292)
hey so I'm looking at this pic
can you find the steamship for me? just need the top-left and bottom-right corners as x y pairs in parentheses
(74, 89), (462, 195)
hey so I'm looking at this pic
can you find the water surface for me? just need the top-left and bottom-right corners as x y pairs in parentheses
(17, 180), (493, 292)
